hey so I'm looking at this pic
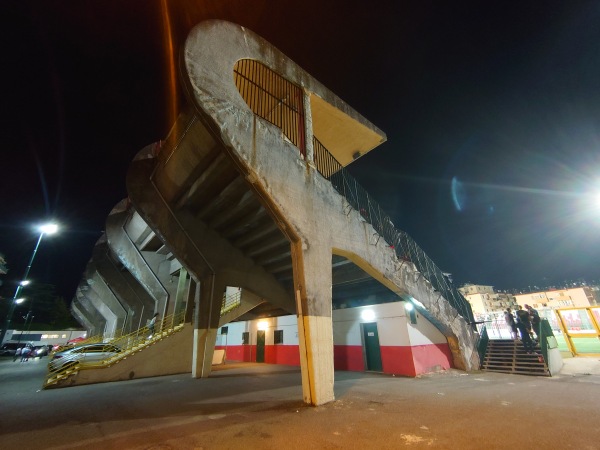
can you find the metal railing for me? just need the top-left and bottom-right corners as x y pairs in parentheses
(555, 306), (600, 356)
(313, 137), (475, 325)
(477, 325), (490, 366)
(231, 59), (473, 323)
(234, 59), (306, 156)
(221, 289), (242, 316)
(44, 310), (186, 387)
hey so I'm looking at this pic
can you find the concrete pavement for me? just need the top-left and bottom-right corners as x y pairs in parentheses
(0, 355), (599, 449)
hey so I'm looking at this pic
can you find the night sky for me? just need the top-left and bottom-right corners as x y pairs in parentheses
(2, 1), (600, 303)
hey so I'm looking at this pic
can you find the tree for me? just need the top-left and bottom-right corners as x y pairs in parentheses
(50, 296), (79, 328)
(1, 282), (79, 330)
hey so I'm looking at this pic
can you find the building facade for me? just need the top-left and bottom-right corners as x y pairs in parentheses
(216, 301), (453, 377)
(458, 284), (518, 316)
(514, 287), (597, 310)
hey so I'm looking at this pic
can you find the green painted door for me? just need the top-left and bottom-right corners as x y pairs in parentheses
(256, 330), (265, 362)
(363, 322), (382, 372)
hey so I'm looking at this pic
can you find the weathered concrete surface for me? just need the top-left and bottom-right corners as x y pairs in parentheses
(126, 155), (295, 314)
(70, 299), (96, 336)
(105, 201), (170, 317)
(92, 238), (156, 333)
(218, 289), (266, 327)
(181, 19), (478, 405)
(91, 240), (136, 334)
(73, 290), (106, 336)
(79, 282), (118, 336)
(85, 264), (128, 337)
(60, 19), (476, 404)
(2, 358), (599, 449)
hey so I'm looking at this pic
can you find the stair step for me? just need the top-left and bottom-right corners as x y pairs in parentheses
(483, 362), (548, 369)
(485, 368), (550, 376)
(482, 339), (549, 377)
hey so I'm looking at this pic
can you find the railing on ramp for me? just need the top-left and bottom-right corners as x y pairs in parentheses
(44, 310), (186, 388)
(313, 137), (475, 325)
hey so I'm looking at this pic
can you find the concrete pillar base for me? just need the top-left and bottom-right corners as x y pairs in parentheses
(192, 274), (224, 378)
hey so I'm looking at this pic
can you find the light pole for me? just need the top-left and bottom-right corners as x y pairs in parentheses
(0, 223), (58, 346)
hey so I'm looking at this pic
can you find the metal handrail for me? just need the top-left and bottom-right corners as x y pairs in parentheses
(44, 310), (186, 387)
(313, 137), (475, 325)
(477, 325), (490, 367)
(221, 289), (242, 316)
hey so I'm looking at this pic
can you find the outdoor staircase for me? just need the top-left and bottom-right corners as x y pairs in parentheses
(482, 339), (550, 376)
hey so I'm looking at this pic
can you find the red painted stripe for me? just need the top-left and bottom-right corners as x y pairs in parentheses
(216, 345), (255, 362)
(334, 345), (364, 371)
(411, 343), (452, 373)
(380, 346), (416, 376)
(265, 345), (300, 366)
(217, 343), (452, 377)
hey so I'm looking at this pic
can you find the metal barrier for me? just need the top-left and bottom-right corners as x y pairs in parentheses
(554, 306), (600, 356)
(221, 289), (242, 316)
(538, 319), (556, 363)
(477, 325), (490, 366)
(44, 310), (186, 387)
(234, 59), (306, 157)
(313, 137), (475, 325)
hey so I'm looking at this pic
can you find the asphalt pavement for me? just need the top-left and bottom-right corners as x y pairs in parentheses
(0, 354), (599, 449)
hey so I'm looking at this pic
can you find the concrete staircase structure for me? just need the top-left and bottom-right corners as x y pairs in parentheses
(66, 20), (480, 406)
(482, 339), (550, 376)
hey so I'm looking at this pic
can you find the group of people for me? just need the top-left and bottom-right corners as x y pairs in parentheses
(14, 344), (34, 362)
(504, 304), (541, 354)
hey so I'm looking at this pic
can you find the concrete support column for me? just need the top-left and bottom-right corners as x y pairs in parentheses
(303, 89), (314, 165)
(192, 274), (224, 378)
(291, 240), (334, 406)
(185, 278), (198, 323)
(173, 267), (188, 319)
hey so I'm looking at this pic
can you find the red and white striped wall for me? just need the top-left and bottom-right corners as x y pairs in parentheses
(215, 301), (453, 377)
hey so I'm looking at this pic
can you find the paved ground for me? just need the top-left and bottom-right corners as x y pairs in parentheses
(0, 355), (599, 449)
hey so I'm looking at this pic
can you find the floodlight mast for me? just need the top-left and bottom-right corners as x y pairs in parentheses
(0, 223), (58, 346)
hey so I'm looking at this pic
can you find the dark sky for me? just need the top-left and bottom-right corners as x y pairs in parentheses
(1, 1), (600, 302)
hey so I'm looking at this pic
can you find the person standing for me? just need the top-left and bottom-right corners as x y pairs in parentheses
(525, 304), (541, 340)
(148, 312), (159, 338)
(20, 345), (32, 362)
(516, 306), (535, 354)
(504, 308), (518, 340)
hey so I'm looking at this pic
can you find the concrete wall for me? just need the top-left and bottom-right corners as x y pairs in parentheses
(217, 301), (452, 377)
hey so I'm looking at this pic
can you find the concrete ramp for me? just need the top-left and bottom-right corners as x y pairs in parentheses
(46, 325), (194, 388)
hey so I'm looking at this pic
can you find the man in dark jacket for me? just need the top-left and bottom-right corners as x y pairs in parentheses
(516, 305), (535, 353)
(525, 304), (541, 339)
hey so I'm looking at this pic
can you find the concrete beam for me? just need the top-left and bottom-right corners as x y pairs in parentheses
(70, 299), (96, 336)
(126, 157), (294, 314)
(85, 263), (128, 336)
(74, 287), (107, 337)
(218, 289), (266, 327)
(105, 202), (169, 317)
(92, 238), (155, 333)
